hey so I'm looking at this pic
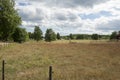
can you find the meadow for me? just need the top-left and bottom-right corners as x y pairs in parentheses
(0, 40), (120, 80)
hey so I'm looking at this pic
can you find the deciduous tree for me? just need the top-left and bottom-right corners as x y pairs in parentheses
(57, 33), (61, 40)
(0, 0), (21, 41)
(91, 34), (99, 40)
(33, 26), (43, 41)
(12, 27), (28, 43)
(110, 31), (117, 40)
(45, 29), (56, 42)
(69, 34), (74, 39)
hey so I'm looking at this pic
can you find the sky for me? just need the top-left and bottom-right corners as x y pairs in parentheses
(15, 0), (120, 35)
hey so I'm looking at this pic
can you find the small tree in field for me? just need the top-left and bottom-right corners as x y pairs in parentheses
(33, 26), (43, 41)
(57, 33), (61, 40)
(45, 29), (56, 42)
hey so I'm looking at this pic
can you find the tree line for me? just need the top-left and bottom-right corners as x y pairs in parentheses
(62, 34), (110, 40)
(28, 26), (61, 42)
(26, 27), (120, 42)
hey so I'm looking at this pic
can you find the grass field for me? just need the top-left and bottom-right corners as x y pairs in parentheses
(0, 40), (120, 80)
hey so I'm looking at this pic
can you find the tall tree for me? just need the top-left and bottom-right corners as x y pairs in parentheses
(69, 34), (74, 39)
(57, 33), (61, 40)
(33, 26), (43, 41)
(45, 29), (56, 42)
(0, 0), (21, 41)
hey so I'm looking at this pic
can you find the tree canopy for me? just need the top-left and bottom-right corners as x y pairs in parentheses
(57, 33), (61, 40)
(91, 34), (99, 40)
(33, 26), (43, 41)
(110, 31), (117, 40)
(0, 0), (21, 41)
(12, 27), (28, 43)
(45, 29), (56, 42)
(69, 34), (74, 39)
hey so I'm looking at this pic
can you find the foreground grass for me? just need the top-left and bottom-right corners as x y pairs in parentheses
(0, 41), (120, 80)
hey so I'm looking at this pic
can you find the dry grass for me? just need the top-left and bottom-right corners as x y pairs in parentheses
(0, 40), (120, 80)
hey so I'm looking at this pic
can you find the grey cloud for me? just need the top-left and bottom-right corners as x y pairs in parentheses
(28, 0), (110, 8)
(53, 12), (78, 21)
(68, 13), (78, 21)
(54, 13), (68, 21)
(59, 22), (83, 28)
(73, 0), (109, 7)
(96, 19), (120, 31)
(18, 8), (45, 22)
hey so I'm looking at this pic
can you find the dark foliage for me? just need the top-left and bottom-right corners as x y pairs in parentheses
(33, 26), (43, 41)
(12, 27), (28, 43)
(45, 29), (56, 42)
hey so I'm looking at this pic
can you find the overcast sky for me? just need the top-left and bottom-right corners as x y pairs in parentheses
(15, 0), (120, 35)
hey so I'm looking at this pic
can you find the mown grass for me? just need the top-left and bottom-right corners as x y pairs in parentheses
(0, 40), (120, 80)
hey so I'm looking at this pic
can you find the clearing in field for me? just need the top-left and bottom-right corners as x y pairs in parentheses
(0, 41), (120, 80)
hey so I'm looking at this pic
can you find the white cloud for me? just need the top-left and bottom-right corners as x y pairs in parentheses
(15, 0), (120, 35)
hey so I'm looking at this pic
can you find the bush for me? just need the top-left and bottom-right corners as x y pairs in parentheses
(12, 27), (28, 43)
(91, 34), (99, 40)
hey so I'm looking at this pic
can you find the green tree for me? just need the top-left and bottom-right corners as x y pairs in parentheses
(12, 27), (28, 43)
(0, 33), (2, 40)
(91, 34), (99, 40)
(45, 29), (56, 42)
(76, 34), (84, 40)
(33, 26), (43, 41)
(28, 32), (34, 39)
(57, 33), (61, 40)
(118, 31), (120, 35)
(0, 0), (21, 41)
(110, 31), (117, 40)
(69, 34), (74, 39)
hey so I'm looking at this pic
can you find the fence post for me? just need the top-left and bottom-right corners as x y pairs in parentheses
(2, 60), (5, 80)
(49, 66), (53, 80)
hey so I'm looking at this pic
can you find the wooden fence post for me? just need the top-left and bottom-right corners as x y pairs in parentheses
(49, 66), (53, 80)
(2, 60), (5, 80)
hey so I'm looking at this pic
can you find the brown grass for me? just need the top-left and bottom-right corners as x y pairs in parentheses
(0, 40), (120, 80)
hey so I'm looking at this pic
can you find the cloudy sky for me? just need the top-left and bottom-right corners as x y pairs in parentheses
(15, 0), (120, 35)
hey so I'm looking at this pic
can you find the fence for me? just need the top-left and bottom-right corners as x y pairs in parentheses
(1, 60), (53, 80)
(0, 43), (10, 48)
